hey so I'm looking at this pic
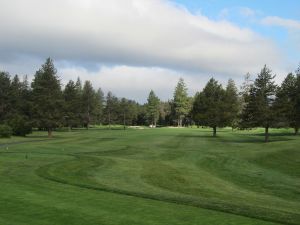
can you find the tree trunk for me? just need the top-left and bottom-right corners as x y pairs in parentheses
(48, 128), (52, 138)
(213, 126), (217, 137)
(265, 126), (269, 142)
(295, 127), (299, 135)
(178, 117), (183, 127)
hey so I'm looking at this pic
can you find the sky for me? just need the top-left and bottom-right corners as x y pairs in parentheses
(0, 0), (299, 102)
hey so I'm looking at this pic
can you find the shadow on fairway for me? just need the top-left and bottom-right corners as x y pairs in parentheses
(251, 132), (297, 137)
(178, 133), (293, 143)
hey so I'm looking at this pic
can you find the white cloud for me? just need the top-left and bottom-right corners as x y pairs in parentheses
(219, 8), (229, 19)
(60, 65), (212, 102)
(0, 0), (293, 101)
(261, 16), (300, 52)
(261, 16), (300, 30)
(239, 7), (256, 17)
(0, 0), (281, 76)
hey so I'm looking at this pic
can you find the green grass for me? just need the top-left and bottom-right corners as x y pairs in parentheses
(0, 127), (299, 225)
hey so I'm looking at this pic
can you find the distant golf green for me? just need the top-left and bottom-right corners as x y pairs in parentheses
(0, 127), (299, 225)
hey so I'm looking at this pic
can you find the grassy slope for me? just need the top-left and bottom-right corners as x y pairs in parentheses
(0, 128), (299, 225)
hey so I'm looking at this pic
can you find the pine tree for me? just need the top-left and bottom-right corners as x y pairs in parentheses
(173, 78), (189, 126)
(158, 101), (172, 126)
(119, 98), (138, 129)
(240, 73), (253, 98)
(147, 90), (160, 126)
(104, 92), (119, 128)
(0, 71), (11, 123)
(82, 80), (96, 129)
(31, 58), (63, 137)
(273, 73), (297, 132)
(295, 65), (300, 134)
(94, 88), (104, 125)
(224, 79), (239, 130)
(9, 75), (22, 116)
(8, 75), (32, 136)
(64, 80), (82, 129)
(192, 78), (227, 136)
(240, 65), (277, 142)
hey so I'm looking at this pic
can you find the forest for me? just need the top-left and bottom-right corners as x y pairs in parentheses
(1, 58), (300, 142)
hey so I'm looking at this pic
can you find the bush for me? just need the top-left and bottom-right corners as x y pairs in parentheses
(0, 124), (12, 138)
(9, 115), (32, 136)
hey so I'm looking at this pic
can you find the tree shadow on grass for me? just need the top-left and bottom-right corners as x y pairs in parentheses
(178, 133), (294, 143)
(224, 137), (293, 143)
(251, 132), (297, 137)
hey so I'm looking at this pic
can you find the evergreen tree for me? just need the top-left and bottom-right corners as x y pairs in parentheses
(74, 77), (83, 126)
(224, 79), (239, 129)
(147, 90), (160, 126)
(158, 101), (172, 126)
(82, 80), (96, 129)
(240, 65), (277, 142)
(240, 73), (253, 98)
(173, 78), (189, 126)
(136, 104), (148, 126)
(273, 73), (297, 132)
(104, 91), (119, 128)
(183, 97), (194, 127)
(239, 73), (254, 128)
(75, 77), (82, 92)
(31, 58), (63, 137)
(295, 65), (300, 134)
(10, 75), (22, 114)
(94, 88), (105, 125)
(64, 80), (81, 129)
(0, 71), (11, 123)
(8, 75), (32, 136)
(120, 98), (129, 129)
(192, 78), (227, 136)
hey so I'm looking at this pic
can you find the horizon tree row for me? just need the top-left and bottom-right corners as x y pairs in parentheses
(1, 58), (300, 141)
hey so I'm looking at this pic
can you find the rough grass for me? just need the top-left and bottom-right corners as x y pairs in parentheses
(0, 127), (299, 225)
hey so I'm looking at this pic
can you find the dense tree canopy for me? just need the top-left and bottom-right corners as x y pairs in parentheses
(147, 90), (160, 126)
(295, 65), (300, 134)
(64, 80), (82, 129)
(172, 78), (189, 126)
(0, 71), (11, 122)
(1, 58), (300, 142)
(240, 65), (277, 142)
(224, 79), (239, 129)
(192, 78), (228, 136)
(273, 73), (297, 132)
(31, 58), (63, 137)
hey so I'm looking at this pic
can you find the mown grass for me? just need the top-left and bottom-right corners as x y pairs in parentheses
(0, 127), (299, 225)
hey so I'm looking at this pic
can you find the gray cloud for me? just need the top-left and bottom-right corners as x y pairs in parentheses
(59, 65), (221, 103)
(0, 0), (283, 76)
(0, 0), (295, 102)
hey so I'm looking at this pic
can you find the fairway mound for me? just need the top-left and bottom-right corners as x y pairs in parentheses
(36, 153), (300, 225)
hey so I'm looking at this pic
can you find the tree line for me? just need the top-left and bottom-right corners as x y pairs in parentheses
(0, 58), (299, 142)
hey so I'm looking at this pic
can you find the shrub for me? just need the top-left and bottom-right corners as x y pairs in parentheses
(9, 115), (32, 136)
(0, 124), (12, 138)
